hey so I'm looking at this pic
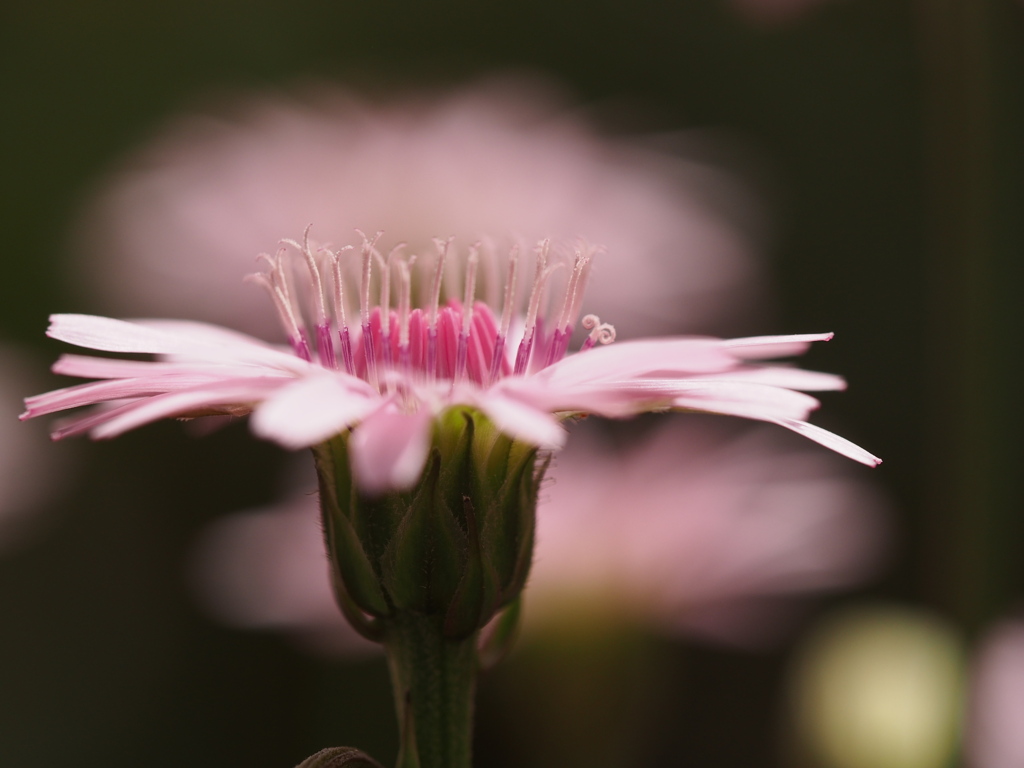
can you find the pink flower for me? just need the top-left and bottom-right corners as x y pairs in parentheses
(72, 80), (762, 341)
(23, 234), (878, 494)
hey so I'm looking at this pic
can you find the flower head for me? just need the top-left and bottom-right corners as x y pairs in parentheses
(23, 232), (878, 495)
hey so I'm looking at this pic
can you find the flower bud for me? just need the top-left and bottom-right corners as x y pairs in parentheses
(313, 407), (547, 640)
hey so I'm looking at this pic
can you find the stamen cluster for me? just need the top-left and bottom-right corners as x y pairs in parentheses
(247, 229), (615, 393)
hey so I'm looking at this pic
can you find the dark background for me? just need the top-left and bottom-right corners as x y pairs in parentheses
(2, 1), (1023, 766)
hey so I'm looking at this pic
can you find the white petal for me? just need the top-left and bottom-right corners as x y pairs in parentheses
(47, 314), (231, 354)
(47, 314), (308, 372)
(349, 407), (434, 495)
(767, 418), (882, 467)
(132, 318), (280, 347)
(251, 374), (380, 450)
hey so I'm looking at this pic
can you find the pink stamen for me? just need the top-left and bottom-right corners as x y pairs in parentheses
(358, 231), (382, 390)
(580, 313), (616, 351)
(378, 243), (405, 372)
(454, 247), (479, 383)
(330, 246), (356, 375)
(286, 225), (337, 368)
(514, 247), (560, 375)
(250, 231), (606, 394)
(488, 246), (518, 384)
(564, 245), (596, 331)
(544, 246), (593, 366)
(247, 254), (311, 361)
(396, 258), (414, 379)
(426, 238), (451, 383)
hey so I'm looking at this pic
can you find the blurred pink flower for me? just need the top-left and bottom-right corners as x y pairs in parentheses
(191, 475), (376, 655)
(192, 417), (886, 651)
(0, 345), (72, 550)
(528, 418), (886, 644)
(72, 80), (763, 341)
(967, 619), (1024, 768)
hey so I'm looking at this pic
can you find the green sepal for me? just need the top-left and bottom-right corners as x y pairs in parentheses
(380, 452), (441, 612)
(314, 407), (547, 641)
(330, 566), (384, 642)
(504, 450), (547, 601)
(479, 439), (540, 602)
(443, 495), (487, 639)
(381, 451), (467, 613)
(313, 437), (391, 618)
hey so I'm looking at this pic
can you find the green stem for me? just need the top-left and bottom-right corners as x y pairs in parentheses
(383, 612), (478, 768)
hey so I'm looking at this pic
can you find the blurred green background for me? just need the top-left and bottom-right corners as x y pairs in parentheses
(2, 1), (1023, 766)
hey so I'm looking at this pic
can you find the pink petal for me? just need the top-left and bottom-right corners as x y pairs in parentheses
(50, 401), (147, 440)
(250, 374), (380, 450)
(86, 377), (286, 439)
(494, 376), (671, 418)
(721, 332), (833, 359)
(348, 407), (433, 495)
(52, 354), (272, 380)
(669, 395), (881, 467)
(474, 392), (567, 448)
(22, 373), (244, 418)
(497, 376), (822, 423)
(540, 338), (738, 385)
(699, 367), (847, 392)
(670, 381), (823, 421)
(673, 393), (818, 424)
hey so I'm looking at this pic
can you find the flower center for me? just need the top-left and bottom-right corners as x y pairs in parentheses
(249, 228), (615, 391)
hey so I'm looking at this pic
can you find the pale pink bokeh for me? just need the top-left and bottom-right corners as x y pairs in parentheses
(190, 472), (375, 655)
(0, 344), (72, 550)
(967, 619), (1024, 768)
(527, 418), (886, 644)
(72, 79), (763, 342)
(191, 417), (886, 652)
